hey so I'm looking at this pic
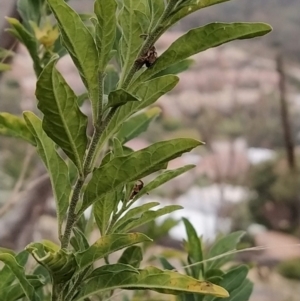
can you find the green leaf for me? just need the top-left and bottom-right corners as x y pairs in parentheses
(91, 263), (139, 274)
(26, 241), (77, 284)
(112, 137), (123, 156)
(137, 22), (272, 83)
(154, 59), (194, 78)
(183, 217), (204, 279)
(205, 266), (249, 301)
(5, 17), (42, 75)
(0, 252), (36, 301)
(83, 138), (200, 211)
(118, 0), (146, 85)
(226, 278), (253, 301)
(23, 112), (71, 235)
(111, 202), (160, 233)
(94, 0), (117, 71)
(159, 257), (176, 270)
(205, 269), (225, 280)
(36, 59), (88, 172)
(207, 231), (245, 270)
(1, 276), (44, 301)
(0, 251), (29, 290)
(47, 0), (99, 120)
(148, 0), (165, 31)
(17, 0), (44, 27)
(104, 65), (120, 94)
(97, 75), (179, 152)
(75, 233), (151, 269)
(118, 246), (143, 268)
(73, 266), (229, 301)
(134, 165), (196, 200)
(0, 112), (36, 145)
(165, 0), (231, 29)
(116, 107), (161, 143)
(105, 89), (140, 111)
(77, 92), (89, 106)
(93, 191), (119, 235)
(116, 205), (182, 233)
(71, 228), (90, 252)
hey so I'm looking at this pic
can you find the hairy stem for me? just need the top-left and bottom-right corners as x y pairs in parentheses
(121, 0), (176, 89)
(61, 177), (84, 248)
(61, 71), (106, 249)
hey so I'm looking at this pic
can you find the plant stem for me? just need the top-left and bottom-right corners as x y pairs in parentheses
(61, 72), (106, 249)
(121, 0), (176, 89)
(61, 177), (84, 248)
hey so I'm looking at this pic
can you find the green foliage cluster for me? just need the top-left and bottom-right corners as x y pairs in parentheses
(140, 221), (252, 301)
(0, 0), (271, 300)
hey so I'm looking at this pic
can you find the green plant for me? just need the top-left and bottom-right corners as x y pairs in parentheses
(277, 257), (300, 280)
(0, 0), (271, 300)
(159, 219), (253, 301)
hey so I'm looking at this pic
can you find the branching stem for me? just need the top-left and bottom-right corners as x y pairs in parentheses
(121, 0), (175, 89)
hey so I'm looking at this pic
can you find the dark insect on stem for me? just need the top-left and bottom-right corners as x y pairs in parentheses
(129, 180), (144, 199)
(136, 45), (157, 69)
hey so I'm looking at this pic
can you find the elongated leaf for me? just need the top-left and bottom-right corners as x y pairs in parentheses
(83, 138), (200, 210)
(118, 246), (143, 268)
(0, 252), (36, 301)
(226, 279), (253, 301)
(134, 165), (195, 200)
(154, 59), (194, 78)
(159, 257), (176, 270)
(26, 241), (77, 284)
(94, 0), (117, 70)
(118, 0), (145, 85)
(71, 228), (90, 252)
(36, 59), (88, 172)
(23, 112), (71, 235)
(96, 75), (179, 152)
(116, 107), (161, 143)
(111, 202), (160, 233)
(116, 205), (182, 233)
(91, 263), (139, 274)
(105, 89), (140, 110)
(205, 266), (248, 301)
(17, 0), (44, 27)
(0, 112), (35, 145)
(137, 22), (272, 83)
(75, 233), (151, 269)
(47, 0), (99, 120)
(165, 0), (231, 29)
(207, 231), (245, 270)
(148, 0), (165, 30)
(0, 251), (29, 290)
(183, 218), (204, 280)
(93, 191), (119, 235)
(5, 17), (42, 75)
(1, 276), (44, 301)
(104, 65), (119, 94)
(73, 265), (229, 301)
(112, 137), (123, 157)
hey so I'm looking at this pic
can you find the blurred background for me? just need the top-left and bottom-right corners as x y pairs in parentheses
(0, 1), (300, 300)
